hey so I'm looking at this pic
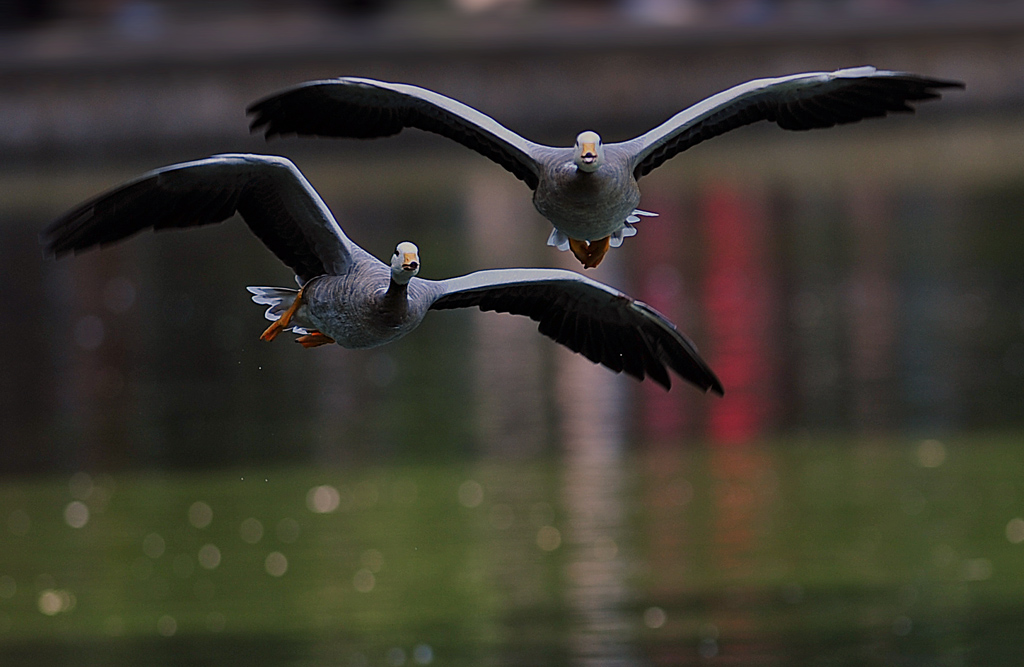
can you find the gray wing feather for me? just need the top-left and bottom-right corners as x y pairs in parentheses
(426, 268), (723, 394)
(248, 77), (546, 189)
(620, 66), (963, 179)
(41, 154), (356, 283)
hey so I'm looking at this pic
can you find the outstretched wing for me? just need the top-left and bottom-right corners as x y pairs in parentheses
(622, 66), (964, 179)
(248, 77), (546, 190)
(426, 268), (723, 394)
(41, 154), (356, 283)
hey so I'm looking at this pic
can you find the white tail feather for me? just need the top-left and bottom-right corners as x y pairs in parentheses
(246, 286), (314, 335)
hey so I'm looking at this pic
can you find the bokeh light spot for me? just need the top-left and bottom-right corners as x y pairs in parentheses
(143, 533), (166, 559)
(189, 502), (213, 529)
(37, 589), (74, 616)
(536, 526), (561, 551)
(307, 485), (341, 514)
(413, 644), (434, 664)
(1006, 517), (1024, 544)
(643, 606), (666, 628)
(963, 558), (993, 581)
(265, 552), (288, 577)
(917, 439), (946, 468)
(64, 501), (89, 529)
(240, 518), (264, 544)
(157, 615), (177, 637)
(198, 544), (221, 570)
(353, 568), (375, 593)
(37, 590), (61, 616)
(458, 480), (483, 508)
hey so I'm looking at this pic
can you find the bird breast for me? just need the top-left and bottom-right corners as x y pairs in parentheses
(533, 159), (641, 241)
(302, 273), (427, 349)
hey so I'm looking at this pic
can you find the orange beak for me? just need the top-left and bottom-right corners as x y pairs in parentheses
(581, 142), (597, 163)
(402, 252), (419, 271)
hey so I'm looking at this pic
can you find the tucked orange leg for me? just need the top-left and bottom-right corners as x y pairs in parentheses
(583, 236), (611, 269)
(295, 332), (335, 348)
(260, 287), (305, 342)
(568, 238), (591, 267)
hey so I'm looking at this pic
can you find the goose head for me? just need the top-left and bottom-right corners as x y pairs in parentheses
(390, 241), (420, 285)
(573, 131), (604, 173)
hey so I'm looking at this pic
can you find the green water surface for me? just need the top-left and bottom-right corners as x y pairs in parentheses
(1, 435), (1023, 666)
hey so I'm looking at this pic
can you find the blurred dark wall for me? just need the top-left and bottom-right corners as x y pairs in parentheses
(1, 4), (1022, 473)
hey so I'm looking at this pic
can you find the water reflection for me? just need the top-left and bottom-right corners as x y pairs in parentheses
(701, 181), (777, 443)
(0, 436), (1021, 665)
(706, 443), (774, 662)
(465, 170), (547, 459)
(847, 180), (898, 432)
(557, 337), (633, 666)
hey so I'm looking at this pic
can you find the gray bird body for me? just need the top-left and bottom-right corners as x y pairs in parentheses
(301, 263), (436, 349)
(532, 145), (641, 242)
(247, 66), (962, 264)
(41, 153), (724, 393)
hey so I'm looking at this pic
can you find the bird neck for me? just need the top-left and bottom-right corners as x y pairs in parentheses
(384, 278), (409, 303)
(377, 279), (411, 327)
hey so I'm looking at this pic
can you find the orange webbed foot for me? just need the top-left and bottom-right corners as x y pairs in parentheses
(259, 285), (306, 342)
(583, 236), (611, 269)
(568, 238), (591, 267)
(260, 320), (284, 342)
(295, 332), (335, 348)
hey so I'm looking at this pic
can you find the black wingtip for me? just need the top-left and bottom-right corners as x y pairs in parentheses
(38, 221), (72, 259)
(244, 97), (279, 139)
(931, 78), (966, 90)
(38, 234), (58, 260)
(245, 113), (272, 138)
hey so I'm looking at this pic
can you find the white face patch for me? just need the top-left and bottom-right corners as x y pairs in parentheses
(574, 131), (604, 172)
(390, 241), (420, 284)
(395, 241), (419, 256)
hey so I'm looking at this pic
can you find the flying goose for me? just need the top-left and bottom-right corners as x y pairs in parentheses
(42, 154), (724, 394)
(247, 66), (963, 268)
